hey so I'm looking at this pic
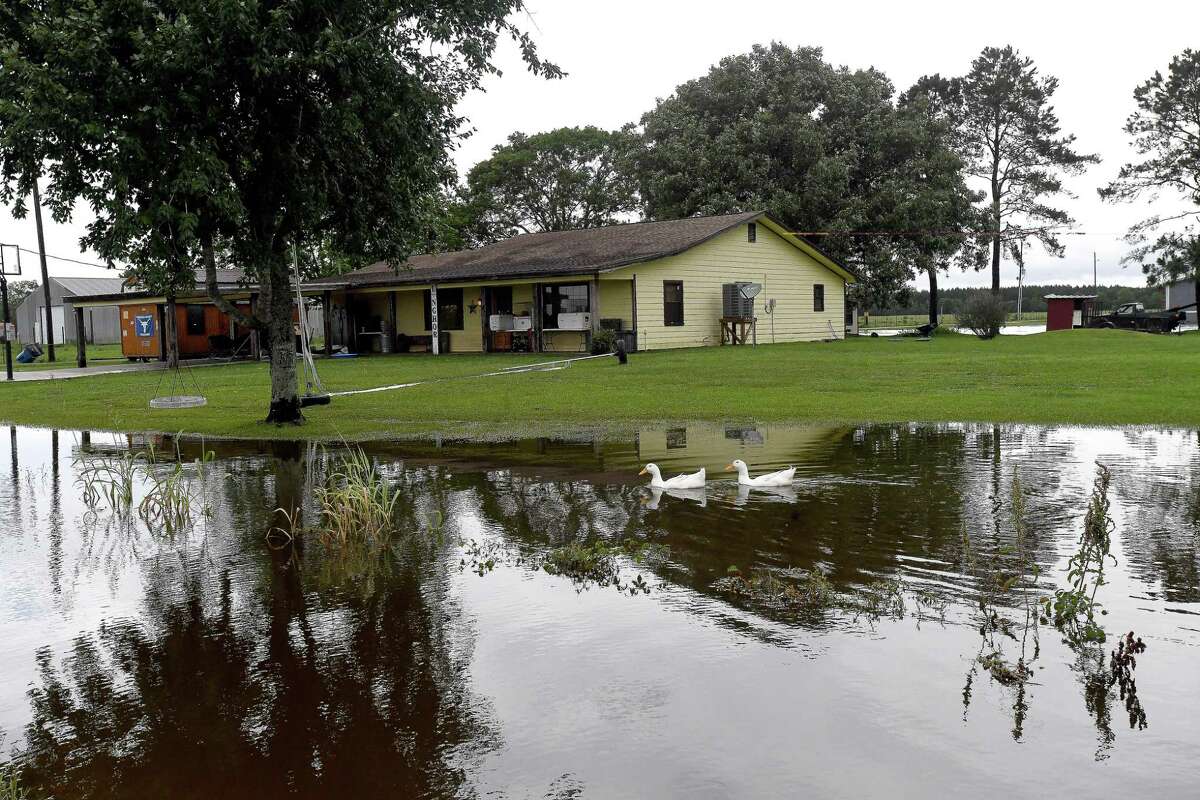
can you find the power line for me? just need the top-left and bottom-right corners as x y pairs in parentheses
(0, 243), (111, 270)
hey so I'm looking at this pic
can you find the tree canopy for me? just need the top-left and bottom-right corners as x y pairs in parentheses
(1100, 49), (1200, 288)
(943, 46), (1099, 293)
(0, 0), (557, 421)
(630, 43), (977, 306)
(445, 126), (640, 248)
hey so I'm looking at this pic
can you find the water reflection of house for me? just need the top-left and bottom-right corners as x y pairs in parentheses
(630, 424), (850, 474)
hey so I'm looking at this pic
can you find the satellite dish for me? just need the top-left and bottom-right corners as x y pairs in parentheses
(738, 283), (763, 300)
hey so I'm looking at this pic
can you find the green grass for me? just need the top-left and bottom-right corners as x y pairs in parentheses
(6, 342), (125, 370)
(0, 329), (1196, 439)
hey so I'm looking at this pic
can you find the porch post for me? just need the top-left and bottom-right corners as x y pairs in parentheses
(532, 283), (543, 353)
(322, 290), (333, 356)
(589, 273), (601, 351)
(430, 284), (440, 355)
(74, 305), (87, 368)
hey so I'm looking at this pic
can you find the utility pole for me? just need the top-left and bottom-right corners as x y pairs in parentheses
(1093, 252), (1098, 289)
(32, 181), (54, 361)
(1016, 262), (1025, 319)
(0, 247), (13, 381)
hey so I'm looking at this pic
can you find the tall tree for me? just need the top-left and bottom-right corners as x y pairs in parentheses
(1099, 49), (1200, 291)
(950, 46), (1099, 294)
(632, 43), (922, 304)
(449, 126), (640, 247)
(896, 76), (986, 325)
(0, 0), (558, 422)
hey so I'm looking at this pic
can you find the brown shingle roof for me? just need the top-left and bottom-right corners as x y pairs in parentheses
(345, 211), (764, 286)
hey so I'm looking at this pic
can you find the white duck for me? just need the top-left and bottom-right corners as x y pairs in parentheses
(726, 459), (796, 488)
(638, 463), (706, 489)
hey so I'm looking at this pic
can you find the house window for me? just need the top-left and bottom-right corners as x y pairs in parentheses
(813, 284), (825, 313)
(491, 286), (513, 315)
(663, 281), (684, 326)
(185, 304), (205, 335)
(423, 287), (464, 331)
(747, 222), (757, 243)
(542, 283), (589, 329)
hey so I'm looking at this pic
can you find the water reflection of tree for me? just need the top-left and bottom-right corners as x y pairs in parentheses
(17, 450), (497, 799)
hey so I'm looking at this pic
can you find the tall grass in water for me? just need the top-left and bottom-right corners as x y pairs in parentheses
(75, 450), (140, 512)
(74, 439), (214, 533)
(314, 448), (402, 546)
(0, 766), (29, 800)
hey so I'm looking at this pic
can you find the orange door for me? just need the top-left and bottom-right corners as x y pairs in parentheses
(121, 304), (161, 359)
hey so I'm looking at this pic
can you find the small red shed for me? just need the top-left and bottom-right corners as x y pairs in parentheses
(1045, 294), (1097, 331)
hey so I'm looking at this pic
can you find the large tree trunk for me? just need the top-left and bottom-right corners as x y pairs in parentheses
(927, 267), (939, 326)
(262, 252), (302, 424)
(990, 201), (1002, 295)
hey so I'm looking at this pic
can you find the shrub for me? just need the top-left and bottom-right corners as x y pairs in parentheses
(590, 328), (617, 355)
(957, 292), (1008, 339)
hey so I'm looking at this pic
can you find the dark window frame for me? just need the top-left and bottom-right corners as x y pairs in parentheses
(663, 280), (684, 326)
(542, 283), (590, 329)
(423, 287), (465, 331)
(813, 284), (825, 313)
(185, 304), (206, 335)
(747, 222), (757, 243)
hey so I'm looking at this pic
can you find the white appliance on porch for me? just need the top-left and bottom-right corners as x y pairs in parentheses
(556, 312), (591, 331)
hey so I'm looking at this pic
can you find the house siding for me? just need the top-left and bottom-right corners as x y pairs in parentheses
(609, 222), (847, 350)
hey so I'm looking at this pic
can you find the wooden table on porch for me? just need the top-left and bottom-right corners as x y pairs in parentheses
(720, 316), (757, 345)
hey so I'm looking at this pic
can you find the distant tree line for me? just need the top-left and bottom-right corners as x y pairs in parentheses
(871, 285), (1166, 317)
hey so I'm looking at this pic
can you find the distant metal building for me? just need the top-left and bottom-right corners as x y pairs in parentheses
(12, 275), (126, 345)
(1165, 279), (1197, 325)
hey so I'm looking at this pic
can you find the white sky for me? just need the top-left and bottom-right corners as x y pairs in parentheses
(3, 0), (1198, 290)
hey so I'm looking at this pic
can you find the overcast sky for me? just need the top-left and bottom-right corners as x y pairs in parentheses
(3, 0), (1198, 290)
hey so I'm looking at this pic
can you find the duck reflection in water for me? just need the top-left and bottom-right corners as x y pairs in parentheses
(643, 485), (708, 509)
(731, 482), (799, 506)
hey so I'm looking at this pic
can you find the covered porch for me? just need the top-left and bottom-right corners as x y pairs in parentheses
(330, 275), (636, 355)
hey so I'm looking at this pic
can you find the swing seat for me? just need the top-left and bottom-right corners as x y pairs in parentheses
(150, 395), (208, 409)
(300, 393), (331, 408)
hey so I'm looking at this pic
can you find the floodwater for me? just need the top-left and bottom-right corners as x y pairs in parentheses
(1, 423), (1199, 798)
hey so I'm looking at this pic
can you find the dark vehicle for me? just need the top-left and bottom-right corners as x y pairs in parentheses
(1088, 302), (1189, 333)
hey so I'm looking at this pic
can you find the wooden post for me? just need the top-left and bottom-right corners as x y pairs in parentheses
(589, 273), (601, 352)
(429, 284), (440, 355)
(630, 274), (638, 352)
(74, 305), (87, 368)
(532, 283), (542, 353)
(156, 303), (168, 361)
(249, 293), (261, 360)
(322, 291), (333, 356)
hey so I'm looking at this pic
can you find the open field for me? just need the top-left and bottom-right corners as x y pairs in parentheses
(862, 312), (1046, 329)
(0, 329), (1196, 439)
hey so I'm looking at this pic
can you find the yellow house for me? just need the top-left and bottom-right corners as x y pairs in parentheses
(330, 211), (856, 354)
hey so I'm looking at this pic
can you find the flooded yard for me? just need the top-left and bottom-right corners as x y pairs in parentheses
(1, 422), (1199, 797)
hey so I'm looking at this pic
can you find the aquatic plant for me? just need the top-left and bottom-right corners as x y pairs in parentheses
(0, 766), (29, 800)
(540, 538), (666, 593)
(716, 567), (839, 611)
(313, 448), (402, 547)
(1042, 463), (1116, 643)
(138, 461), (194, 533)
(74, 450), (140, 512)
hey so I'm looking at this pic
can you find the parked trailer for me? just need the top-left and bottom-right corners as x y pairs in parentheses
(1087, 302), (1194, 333)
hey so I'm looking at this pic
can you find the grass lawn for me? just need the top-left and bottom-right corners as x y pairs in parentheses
(6, 342), (126, 370)
(0, 329), (1196, 440)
